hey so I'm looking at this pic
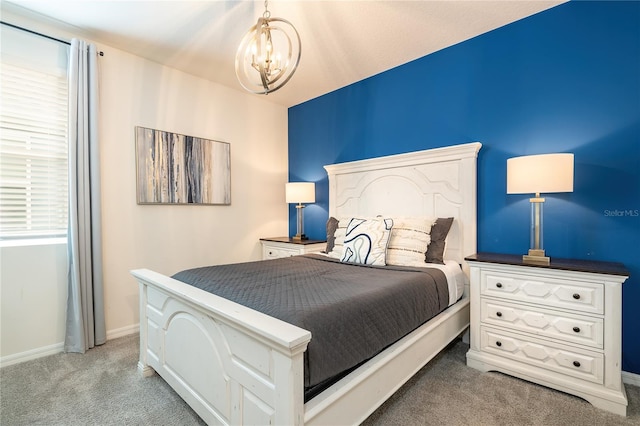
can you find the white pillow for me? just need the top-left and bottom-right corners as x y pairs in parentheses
(386, 217), (437, 267)
(341, 217), (393, 266)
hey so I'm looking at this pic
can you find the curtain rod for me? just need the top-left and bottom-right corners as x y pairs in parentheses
(1, 21), (70, 45)
(0, 21), (104, 56)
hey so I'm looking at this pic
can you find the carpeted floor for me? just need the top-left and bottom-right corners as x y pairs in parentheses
(1, 334), (638, 425)
(361, 341), (640, 426)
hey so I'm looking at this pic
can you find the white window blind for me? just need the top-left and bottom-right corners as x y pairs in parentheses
(0, 25), (69, 240)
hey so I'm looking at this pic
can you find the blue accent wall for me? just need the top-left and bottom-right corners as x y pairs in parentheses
(288, 1), (640, 374)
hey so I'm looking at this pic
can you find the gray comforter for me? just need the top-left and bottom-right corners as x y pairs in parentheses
(172, 254), (449, 398)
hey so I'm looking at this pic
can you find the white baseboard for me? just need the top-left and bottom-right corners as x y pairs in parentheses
(0, 323), (139, 368)
(623, 371), (640, 387)
(0, 342), (64, 368)
(106, 323), (139, 340)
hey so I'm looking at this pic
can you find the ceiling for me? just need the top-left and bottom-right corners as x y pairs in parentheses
(4, 1), (565, 107)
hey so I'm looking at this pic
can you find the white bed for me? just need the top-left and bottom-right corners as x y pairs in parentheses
(131, 141), (482, 425)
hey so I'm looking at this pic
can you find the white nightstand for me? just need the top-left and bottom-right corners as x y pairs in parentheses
(465, 252), (629, 416)
(260, 237), (326, 260)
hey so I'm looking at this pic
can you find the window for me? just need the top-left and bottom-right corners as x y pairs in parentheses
(0, 24), (69, 240)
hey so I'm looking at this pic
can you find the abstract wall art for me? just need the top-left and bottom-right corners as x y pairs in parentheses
(135, 126), (231, 205)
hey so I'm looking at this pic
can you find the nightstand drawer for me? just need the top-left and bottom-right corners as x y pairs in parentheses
(480, 326), (604, 384)
(263, 246), (300, 259)
(260, 238), (326, 260)
(480, 271), (604, 314)
(480, 299), (604, 349)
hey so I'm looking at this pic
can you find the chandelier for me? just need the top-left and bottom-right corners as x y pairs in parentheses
(235, 0), (301, 94)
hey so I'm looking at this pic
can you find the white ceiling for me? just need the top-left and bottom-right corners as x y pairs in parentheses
(4, 1), (565, 107)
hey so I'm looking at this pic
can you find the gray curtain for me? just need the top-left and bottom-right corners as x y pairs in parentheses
(65, 39), (105, 353)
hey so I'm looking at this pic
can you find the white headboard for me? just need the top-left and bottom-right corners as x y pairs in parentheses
(323, 142), (482, 275)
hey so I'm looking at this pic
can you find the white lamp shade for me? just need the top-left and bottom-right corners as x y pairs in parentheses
(507, 153), (574, 194)
(286, 182), (315, 203)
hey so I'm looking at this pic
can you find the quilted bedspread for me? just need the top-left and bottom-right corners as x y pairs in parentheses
(172, 254), (449, 399)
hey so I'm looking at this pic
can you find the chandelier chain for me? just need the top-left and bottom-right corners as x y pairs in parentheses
(263, 0), (271, 19)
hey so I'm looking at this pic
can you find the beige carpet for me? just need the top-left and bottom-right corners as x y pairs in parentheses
(1, 334), (638, 425)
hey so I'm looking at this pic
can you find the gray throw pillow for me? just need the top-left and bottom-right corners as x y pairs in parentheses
(425, 217), (454, 264)
(325, 216), (339, 253)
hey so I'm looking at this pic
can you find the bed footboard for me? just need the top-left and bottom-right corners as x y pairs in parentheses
(132, 269), (311, 426)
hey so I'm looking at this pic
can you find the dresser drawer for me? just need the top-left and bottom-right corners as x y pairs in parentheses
(480, 326), (604, 384)
(480, 299), (604, 349)
(480, 271), (604, 314)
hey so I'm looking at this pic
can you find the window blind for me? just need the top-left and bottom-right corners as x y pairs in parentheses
(0, 62), (69, 239)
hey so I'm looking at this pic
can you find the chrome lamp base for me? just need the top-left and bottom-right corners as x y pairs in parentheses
(523, 196), (550, 265)
(293, 204), (308, 240)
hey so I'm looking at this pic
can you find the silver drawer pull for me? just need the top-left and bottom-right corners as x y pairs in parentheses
(496, 311), (503, 318)
(572, 293), (581, 300)
(573, 361), (581, 368)
(496, 282), (503, 289)
(573, 326), (581, 333)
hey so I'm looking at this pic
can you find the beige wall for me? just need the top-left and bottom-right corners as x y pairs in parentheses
(0, 9), (289, 362)
(1, 242), (68, 360)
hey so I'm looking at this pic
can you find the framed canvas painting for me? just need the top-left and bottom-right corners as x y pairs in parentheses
(135, 126), (231, 205)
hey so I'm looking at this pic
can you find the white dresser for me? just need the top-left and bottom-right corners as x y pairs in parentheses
(465, 252), (629, 416)
(260, 237), (326, 260)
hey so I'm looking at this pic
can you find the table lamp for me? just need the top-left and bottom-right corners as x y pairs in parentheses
(286, 182), (315, 240)
(507, 153), (574, 265)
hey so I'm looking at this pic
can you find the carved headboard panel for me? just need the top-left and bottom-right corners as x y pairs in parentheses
(323, 142), (481, 274)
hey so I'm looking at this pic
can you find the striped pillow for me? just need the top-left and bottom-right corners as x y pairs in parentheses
(386, 217), (437, 267)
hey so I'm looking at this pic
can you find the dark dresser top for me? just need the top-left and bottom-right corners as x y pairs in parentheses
(465, 252), (629, 277)
(260, 237), (327, 245)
